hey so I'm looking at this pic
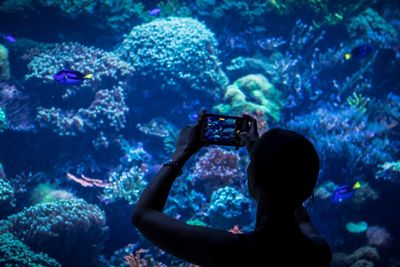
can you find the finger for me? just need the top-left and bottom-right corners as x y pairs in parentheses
(250, 119), (259, 137)
(194, 109), (206, 128)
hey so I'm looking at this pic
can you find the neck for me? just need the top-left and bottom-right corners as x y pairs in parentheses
(255, 194), (295, 231)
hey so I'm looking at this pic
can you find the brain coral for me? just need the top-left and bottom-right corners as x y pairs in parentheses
(116, 17), (228, 97)
(213, 74), (282, 122)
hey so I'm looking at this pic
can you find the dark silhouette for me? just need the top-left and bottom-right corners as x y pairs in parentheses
(132, 112), (332, 266)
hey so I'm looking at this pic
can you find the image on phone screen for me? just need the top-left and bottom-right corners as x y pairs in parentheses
(203, 115), (239, 145)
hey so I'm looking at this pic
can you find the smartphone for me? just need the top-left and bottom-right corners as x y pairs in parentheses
(202, 113), (250, 148)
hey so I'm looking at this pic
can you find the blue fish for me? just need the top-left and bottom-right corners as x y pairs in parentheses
(149, 8), (161, 16)
(53, 69), (93, 85)
(188, 112), (199, 122)
(3, 34), (16, 43)
(331, 181), (361, 204)
(345, 44), (373, 60)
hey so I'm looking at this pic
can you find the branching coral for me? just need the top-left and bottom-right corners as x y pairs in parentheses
(288, 106), (396, 179)
(213, 74), (282, 122)
(101, 165), (147, 205)
(36, 84), (128, 136)
(375, 160), (400, 181)
(116, 17), (228, 97)
(208, 186), (252, 229)
(26, 42), (134, 87)
(4, 199), (107, 266)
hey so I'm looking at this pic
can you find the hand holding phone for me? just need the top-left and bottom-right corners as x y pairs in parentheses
(201, 113), (251, 149)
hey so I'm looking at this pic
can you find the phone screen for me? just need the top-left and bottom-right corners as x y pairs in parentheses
(202, 113), (249, 147)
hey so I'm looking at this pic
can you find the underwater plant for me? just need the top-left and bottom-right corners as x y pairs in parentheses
(213, 74), (282, 122)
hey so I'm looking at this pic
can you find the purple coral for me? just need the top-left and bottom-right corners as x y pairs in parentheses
(191, 147), (244, 196)
(366, 226), (392, 247)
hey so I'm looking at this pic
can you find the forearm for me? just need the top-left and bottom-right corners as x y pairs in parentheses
(131, 153), (190, 222)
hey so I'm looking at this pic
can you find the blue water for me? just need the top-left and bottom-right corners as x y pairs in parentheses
(0, 1), (399, 266)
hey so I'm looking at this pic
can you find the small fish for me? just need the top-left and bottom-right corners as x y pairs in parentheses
(149, 8), (161, 16)
(53, 69), (93, 85)
(3, 34), (16, 43)
(331, 181), (361, 204)
(345, 44), (373, 60)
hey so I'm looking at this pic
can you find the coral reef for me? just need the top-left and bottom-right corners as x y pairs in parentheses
(288, 106), (395, 178)
(0, 0), (147, 34)
(25, 42), (134, 87)
(0, 44), (10, 80)
(0, 82), (36, 132)
(0, 177), (16, 213)
(213, 74), (282, 122)
(30, 182), (76, 204)
(347, 8), (399, 48)
(0, 231), (61, 267)
(366, 226), (392, 247)
(4, 199), (107, 267)
(191, 147), (244, 197)
(101, 165), (147, 205)
(36, 84), (128, 136)
(208, 186), (252, 229)
(332, 246), (380, 267)
(375, 160), (400, 181)
(116, 17), (228, 97)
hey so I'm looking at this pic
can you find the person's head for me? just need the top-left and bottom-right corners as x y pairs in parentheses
(247, 128), (319, 210)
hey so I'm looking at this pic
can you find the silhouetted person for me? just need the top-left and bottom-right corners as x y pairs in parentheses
(132, 112), (332, 266)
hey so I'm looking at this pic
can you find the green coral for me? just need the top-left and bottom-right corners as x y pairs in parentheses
(213, 74), (282, 122)
(0, 178), (15, 213)
(30, 182), (76, 204)
(0, 231), (61, 267)
(346, 92), (370, 114)
(186, 219), (207, 227)
(346, 221), (368, 233)
(101, 166), (147, 205)
(5, 199), (107, 266)
(0, 44), (10, 81)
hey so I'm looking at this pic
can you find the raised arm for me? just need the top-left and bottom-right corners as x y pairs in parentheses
(131, 110), (242, 266)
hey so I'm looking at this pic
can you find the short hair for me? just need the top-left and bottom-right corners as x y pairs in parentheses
(251, 128), (319, 208)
